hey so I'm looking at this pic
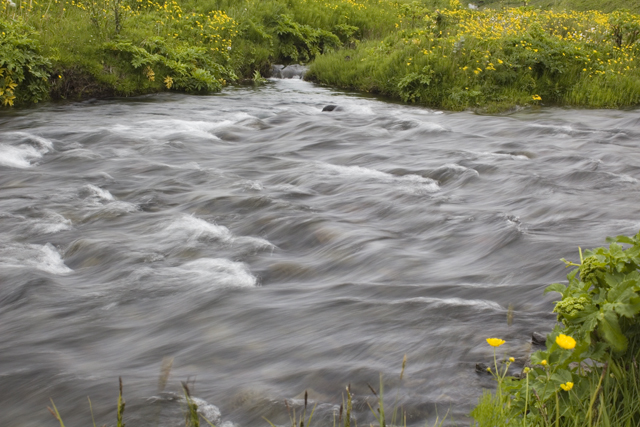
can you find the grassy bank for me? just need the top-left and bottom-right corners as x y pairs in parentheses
(0, 0), (405, 106)
(308, 4), (640, 111)
(481, 0), (640, 14)
(1, 0), (640, 110)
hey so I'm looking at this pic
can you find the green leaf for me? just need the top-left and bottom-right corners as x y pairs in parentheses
(597, 310), (627, 352)
(551, 369), (572, 384)
(613, 235), (635, 245)
(583, 342), (608, 361)
(612, 298), (640, 318)
(544, 282), (566, 295)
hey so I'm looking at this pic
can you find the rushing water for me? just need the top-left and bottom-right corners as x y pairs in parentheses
(2, 78), (640, 427)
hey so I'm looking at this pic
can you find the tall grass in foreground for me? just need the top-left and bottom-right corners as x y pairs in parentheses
(47, 355), (449, 427)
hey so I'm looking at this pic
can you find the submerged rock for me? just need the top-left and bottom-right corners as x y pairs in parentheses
(321, 104), (342, 112)
(532, 331), (547, 346)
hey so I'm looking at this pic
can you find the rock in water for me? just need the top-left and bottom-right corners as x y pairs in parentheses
(322, 105), (342, 112)
(532, 331), (546, 346)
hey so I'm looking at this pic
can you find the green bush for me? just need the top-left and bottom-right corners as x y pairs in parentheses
(0, 19), (51, 106)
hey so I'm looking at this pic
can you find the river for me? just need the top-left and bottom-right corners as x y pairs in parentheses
(1, 78), (640, 427)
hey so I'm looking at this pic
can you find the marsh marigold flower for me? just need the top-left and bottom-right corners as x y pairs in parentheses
(486, 338), (505, 347)
(509, 357), (515, 362)
(556, 334), (576, 350)
(541, 359), (547, 366)
(560, 382), (574, 391)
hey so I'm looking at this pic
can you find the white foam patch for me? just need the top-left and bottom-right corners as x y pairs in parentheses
(0, 243), (72, 275)
(419, 122), (448, 132)
(31, 211), (72, 234)
(190, 397), (222, 424)
(441, 163), (479, 175)
(317, 162), (440, 193)
(85, 184), (115, 201)
(345, 104), (375, 115)
(528, 123), (576, 134)
(241, 180), (264, 191)
(0, 132), (55, 168)
(147, 258), (257, 288)
(98, 201), (140, 214)
(164, 215), (233, 242)
(403, 296), (503, 311)
(163, 215), (274, 249)
(472, 151), (529, 161)
(0, 144), (40, 168)
(608, 172), (638, 183)
(132, 118), (245, 140)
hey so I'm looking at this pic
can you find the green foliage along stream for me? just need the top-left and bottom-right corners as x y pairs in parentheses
(473, 232), (640, 426)
(1, 0), (640, 110)
(308, 2), (640, 111)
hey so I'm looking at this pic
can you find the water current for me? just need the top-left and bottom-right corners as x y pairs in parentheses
(2, 78), (640, 427)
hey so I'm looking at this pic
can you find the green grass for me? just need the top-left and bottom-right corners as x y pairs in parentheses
(2, 0), (640, 110)
(308, 4), (640, 111)
(481, 0), (640, 13)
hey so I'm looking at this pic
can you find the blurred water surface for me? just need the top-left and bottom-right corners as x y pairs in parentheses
(2, 79), (640, 427)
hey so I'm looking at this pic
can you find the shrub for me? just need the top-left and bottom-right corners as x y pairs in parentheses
(0, 19), (51, 106)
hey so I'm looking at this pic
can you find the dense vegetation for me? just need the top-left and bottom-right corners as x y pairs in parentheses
(1, 0), (640, 110)
(473, 232), (640, 426)
(308, 2), (640, 111)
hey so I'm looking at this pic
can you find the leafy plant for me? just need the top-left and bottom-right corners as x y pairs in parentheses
(0, 18), (51, 106)
(472, 231), (640, 426)
(547, 231), (640, 355)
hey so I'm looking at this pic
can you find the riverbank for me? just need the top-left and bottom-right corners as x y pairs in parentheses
(307, 5), (640, 111)
(1, 0), (640, 111)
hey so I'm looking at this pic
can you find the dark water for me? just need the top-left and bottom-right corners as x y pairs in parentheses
(2, 79), (640, 427)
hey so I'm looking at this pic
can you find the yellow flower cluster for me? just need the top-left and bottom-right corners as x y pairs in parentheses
(0, 67), (18, 107)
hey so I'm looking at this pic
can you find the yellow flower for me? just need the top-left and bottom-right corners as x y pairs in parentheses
(556, 334), (576, 350)
(486, 367), (491, 372)
(532, 94), (541, 101)
(560, 382), (574, 391)
(486, 338), (505, 347)
(541, 359), (547, 366)
(509, 357), (515, 362)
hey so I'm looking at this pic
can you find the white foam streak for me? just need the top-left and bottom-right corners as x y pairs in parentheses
(317, 162), (440, 192)
(163, 214), (274, 249)
(441, 163), (478, 175)
(148, 258), (257, 288)
(0, 243), (72, 275)
(0, 132), (54, 168)
(165, 215), (233, 242)
(0, 145), (39, 168)
(31, 211), (72, 234)
(86, 184), (115, 201)
(402, 296), (503, 311)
